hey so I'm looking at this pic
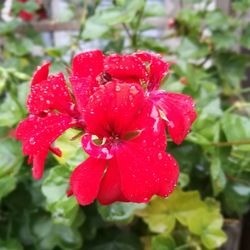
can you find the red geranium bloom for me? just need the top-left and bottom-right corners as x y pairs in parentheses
(73, 50), (197, 145)
(69, 81), (178, 205)
(105, 51), (196, 144)
(16, 63), (81, 179)
(16, 50), (195, 206)
(17, 0), (47, 21)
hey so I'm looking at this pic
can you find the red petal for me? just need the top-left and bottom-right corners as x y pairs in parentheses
(98, 157), (128, 205)
(70, 76), (97, 116)
(31, 62), (50, 86)
(97, 102), (177, 204)
(27, 73), (74, 115)
(16, 113), (76, 179)
(134, 51), (170, 90)
(32, 150), (48, 179)
(104, 54), (148, 83)
(150, 91), (197, 144)
(156, 153), (179, 197)
(84, 82), (145, 138)
(128, 101), (167, 151)
(70, 157), (107, 205)
(116, 142), (178, 202)
(19, 10), (33, 21)
(72, 50), (104, 79)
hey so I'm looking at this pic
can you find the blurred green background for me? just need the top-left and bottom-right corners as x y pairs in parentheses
(0, 0), (250, 249)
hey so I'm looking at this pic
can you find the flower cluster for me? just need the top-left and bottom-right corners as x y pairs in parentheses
(17, 0), (47, 21)
(16, 50), (196, 205)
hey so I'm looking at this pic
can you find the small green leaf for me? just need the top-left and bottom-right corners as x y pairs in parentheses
(241, 24), (250, 49)
(98, 202), (146, 223)
(222, 113), (250, 151)
(0, 138), (23, 199)
(0, 239), (23, 250)
(136, 188), (226, 249)
(33, 215), (82, 250)
(54, 128), (87, 167)
(0, 20), (21, 35)
(42, 166), (81, 226)
(210, 150), (226, 196)
(152, 235), (176, 250)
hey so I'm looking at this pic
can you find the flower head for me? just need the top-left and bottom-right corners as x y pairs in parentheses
(70, 81), (178, 205)
(16, 50), (196, 205)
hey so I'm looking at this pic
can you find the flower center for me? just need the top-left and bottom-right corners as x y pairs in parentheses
(96, 72), (112, 85)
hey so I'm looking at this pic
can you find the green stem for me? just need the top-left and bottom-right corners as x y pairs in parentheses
(211, 140), (250, 147)
(122, 23), (133, 41)
(131, 8), (144, 50)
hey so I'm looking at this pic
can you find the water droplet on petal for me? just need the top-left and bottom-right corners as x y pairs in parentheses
(158, 152), (163, 160)
(168, 121), (174, 128)
(115, 85), (121, 92)
(130, 85), (139, 95)
(29, 137), (36, 145)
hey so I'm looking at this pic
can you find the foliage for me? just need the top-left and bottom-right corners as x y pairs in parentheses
(0, 0), (250, 249)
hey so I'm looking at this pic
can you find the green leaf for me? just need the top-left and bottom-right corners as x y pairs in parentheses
(0, 82), (28, 127)
(33, 215), (82, 250)
(0, 67), (9, 94)
(211, 31), (237, 50)
(0, 93), (23, 127)
(0, 138), (23, 199)
(54, 128), (87, 167)
(187, 199), (227, 249)
(152, 235), (176, 250)
(214, 52), (250, 90)
(136, 188), (204, 234)
(83, 0), (144, 39)
(205, 11), (230, 31)
(0, 175), (17, 201)
(178, 172), (190, 188)
(222, 181), (250, 216)
(210, 150), (226, 196)
(0, 20), (21, 35)
(177, 38), (209, 60)
(177, 9), (201, 31)
(5, 38), (34, 57)
(144, 2), (165, 17)
(0, 239), (23, 250)
(98, 202), (146, 223)
(42, 166), (81, 226)
(222, 113), (250, 151)
(241, 24), (250, 49)
(136, 188), (226, 249)
(12, 1), (39, 14)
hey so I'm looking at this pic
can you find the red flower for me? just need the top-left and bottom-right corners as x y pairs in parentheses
(73, 50), (197, 144)
(16, 50), (195, 206)
(16, 63), (80, 179)
(17, 0), (47, 21)
(69, 81), (178, 205)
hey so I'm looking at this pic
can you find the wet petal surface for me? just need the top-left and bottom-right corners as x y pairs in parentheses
(28, 73), (74, 115)
(104, 54), (148, 83)
(150, 91), (197, 144)
(70, 157), (107, 205)
(72, 50), (104, 79)
(84, 82), (145, 138)
(16, 113), (76, 179)
(134, 51), (170, 90)
(31, 62), (50, 86)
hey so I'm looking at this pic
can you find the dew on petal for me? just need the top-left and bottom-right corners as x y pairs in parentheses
(115, 85), (121, 92)
(130, 85), (139, 95)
